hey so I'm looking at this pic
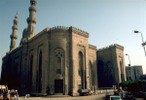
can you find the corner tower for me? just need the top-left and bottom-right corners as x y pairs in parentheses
(10, 14), (18, 51)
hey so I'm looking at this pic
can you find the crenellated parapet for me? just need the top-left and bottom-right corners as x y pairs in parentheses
(109, 44), (124, 50)
(98, 44), (124, 51)
(50, 26), (89, 38)
(50, 26), (69, 32)
(29, 27), (49, 42)
(70, 26), (89, 38)
(89, 44), (97, 50)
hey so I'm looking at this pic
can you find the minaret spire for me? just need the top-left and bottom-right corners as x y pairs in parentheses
(10, 13), (18, 52)
(20, 0), (37, 45)
(26, 0), (37, 39)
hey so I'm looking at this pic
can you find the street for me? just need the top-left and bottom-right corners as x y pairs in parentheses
(19, 93), (144, 100)
(19, 93), (105, 100)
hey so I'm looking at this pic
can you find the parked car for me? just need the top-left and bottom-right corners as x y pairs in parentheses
(105, 95), (122, 100)
(79, 89), (91, 96)
(123, 92), (136, 100)
(110, 95), (122, 100)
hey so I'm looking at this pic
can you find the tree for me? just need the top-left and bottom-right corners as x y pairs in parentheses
(119, 80), (146, 92)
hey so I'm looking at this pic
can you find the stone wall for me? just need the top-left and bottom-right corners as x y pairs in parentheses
(97, 44), (126, 88)
(27, 28), (49, 94)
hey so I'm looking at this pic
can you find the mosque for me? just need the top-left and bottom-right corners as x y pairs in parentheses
(1, 0), (126, 96)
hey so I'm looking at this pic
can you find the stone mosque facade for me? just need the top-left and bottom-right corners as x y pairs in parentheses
(97, 44), (126, 88)
(1, 0), (126, 96)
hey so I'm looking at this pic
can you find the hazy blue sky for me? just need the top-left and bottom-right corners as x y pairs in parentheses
(1, 0), (146, 73)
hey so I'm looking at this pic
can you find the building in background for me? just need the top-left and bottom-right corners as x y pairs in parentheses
(97, 44), (126, 88)
(126, 65), (143, 81)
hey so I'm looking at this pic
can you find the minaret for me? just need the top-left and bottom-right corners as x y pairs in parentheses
(10, 13), (18, 52)
(26, 0), (37, 39)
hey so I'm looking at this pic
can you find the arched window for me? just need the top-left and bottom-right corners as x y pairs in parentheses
(39, 50), (42, 72)
(89, 61), (95, 88)
(29, 54), (33, 91)
(30, 55), (33, 69)
(79, 52), (83, 76)
(120, 60), (124, 81)
(38, 50), (42, 92)
(78, 51), (86, 89)
(54, 48), (64, 93)
(55, 49), (64, 75)
(57, 57), (61, 74)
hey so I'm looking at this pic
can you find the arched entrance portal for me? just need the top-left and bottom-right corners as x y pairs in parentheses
(54, 48), (64, 94)
(79, 51), (87, 89)
(55, 79), (63, 93)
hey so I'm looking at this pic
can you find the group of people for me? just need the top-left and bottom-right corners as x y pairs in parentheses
(0, 85), (19, 100)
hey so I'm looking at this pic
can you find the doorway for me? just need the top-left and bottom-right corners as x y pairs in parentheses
(55, 79), (63, 93)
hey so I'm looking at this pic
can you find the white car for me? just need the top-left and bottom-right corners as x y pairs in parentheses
(109, 95), (122, 100)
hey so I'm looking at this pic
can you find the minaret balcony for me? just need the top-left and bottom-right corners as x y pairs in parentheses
(29, 6), (36, 12)
(27, 17), (36, 24)
(10, 34), (17, 39)
(12, 26), (18, 30)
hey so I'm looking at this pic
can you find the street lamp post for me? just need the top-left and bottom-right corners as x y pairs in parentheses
(125, 54), (131, 66)
(134, 30), (146, 57)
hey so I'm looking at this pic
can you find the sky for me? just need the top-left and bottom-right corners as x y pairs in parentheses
(0, 0), (146, 73)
